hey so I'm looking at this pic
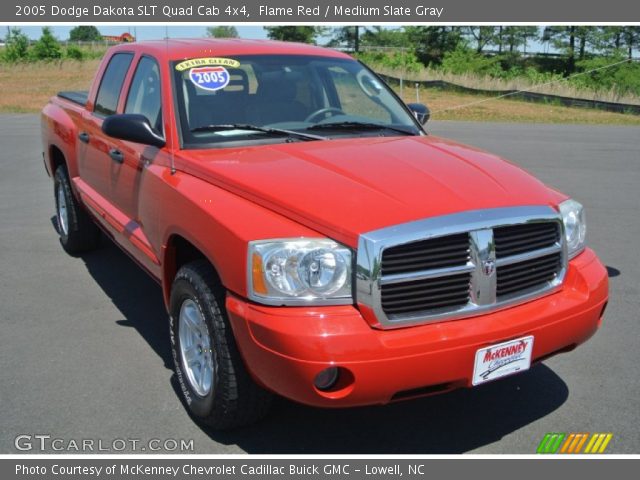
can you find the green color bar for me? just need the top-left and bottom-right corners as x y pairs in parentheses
(537, 433), (566, 454)
(537, 433), (553, 453)
(549, 433), (566, 453)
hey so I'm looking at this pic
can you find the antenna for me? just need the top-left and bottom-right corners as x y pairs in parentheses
(165, 35), (176, 175)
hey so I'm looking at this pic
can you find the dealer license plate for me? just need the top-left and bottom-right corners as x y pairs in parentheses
(472, 336), (534, 386)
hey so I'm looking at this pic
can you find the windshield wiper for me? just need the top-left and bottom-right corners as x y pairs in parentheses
(190, 124), (327, 141)
(307, 121), (417, 136)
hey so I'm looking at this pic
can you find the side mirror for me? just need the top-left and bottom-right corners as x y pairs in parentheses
(102, 114), (165, 148)
(407, 103), (430, 125)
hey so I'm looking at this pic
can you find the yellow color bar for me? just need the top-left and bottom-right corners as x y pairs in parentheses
(591, 434), (606, 453)
(584, 434), (599, 453)
(598, 434), (613, 453)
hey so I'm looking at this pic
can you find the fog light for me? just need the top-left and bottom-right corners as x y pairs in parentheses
(314, 367), (339, 391)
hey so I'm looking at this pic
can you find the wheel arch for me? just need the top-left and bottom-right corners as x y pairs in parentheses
(162, 233), (224, 309)
(49, 144), (66, 175)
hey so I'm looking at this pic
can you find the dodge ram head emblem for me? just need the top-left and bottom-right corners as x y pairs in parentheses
(481, 259), (496, 276)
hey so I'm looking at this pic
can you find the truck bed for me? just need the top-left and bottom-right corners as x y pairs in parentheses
(57, 91), (88, 106)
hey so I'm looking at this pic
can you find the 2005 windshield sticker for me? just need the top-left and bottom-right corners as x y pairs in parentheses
(176, 58), (241, 92)
(189, 66), (230, 91)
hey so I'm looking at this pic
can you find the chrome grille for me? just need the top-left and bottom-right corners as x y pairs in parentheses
(494, 222), (562, 298)
(356, 206), (567, 329)
(494, 222), (560, 257)
(381, 233), (470, 275)
(381, 272), (472, 315)
(497, 252), (563, 297)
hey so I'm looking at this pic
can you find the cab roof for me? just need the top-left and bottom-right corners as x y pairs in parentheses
(110, 38), (353, 61)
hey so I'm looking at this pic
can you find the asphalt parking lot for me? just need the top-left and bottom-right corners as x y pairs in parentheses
(0, 115), (638, 454)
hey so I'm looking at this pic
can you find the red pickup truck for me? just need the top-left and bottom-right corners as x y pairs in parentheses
(41, 39), (608, 429)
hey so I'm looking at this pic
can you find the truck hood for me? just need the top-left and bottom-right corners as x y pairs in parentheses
(179, 136), (564, 247)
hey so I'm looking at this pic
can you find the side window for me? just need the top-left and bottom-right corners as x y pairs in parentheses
(94, 53), (134, 116)
(125, 56), (162, 133)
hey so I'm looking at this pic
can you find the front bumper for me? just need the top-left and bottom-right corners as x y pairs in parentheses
(226, 248), (608, 407)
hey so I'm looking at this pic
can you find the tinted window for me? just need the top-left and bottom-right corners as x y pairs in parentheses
(94, 53), (133, 116)
(125, 56), (162, 133)
(173, 55), (420, 147)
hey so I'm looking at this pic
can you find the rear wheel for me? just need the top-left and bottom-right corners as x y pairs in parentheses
(169, 260), (273, 429)
(54, 165), (100, 254)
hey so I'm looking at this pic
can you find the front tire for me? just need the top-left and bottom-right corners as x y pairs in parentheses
(169, 260), (272, 429)
(54, 165), (100, 254)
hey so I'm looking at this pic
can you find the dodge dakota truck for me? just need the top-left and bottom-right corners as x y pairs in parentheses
(41, 39), (608, 429)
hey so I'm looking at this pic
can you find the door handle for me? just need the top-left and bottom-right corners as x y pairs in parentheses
(109, 149), (124, 164)
(78, 132), (90, 143)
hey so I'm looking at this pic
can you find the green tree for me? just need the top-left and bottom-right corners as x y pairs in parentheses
(68, 26), (102, 42)
(440, 47), (500, 75)
(597, 26), (624, 54)
(464, 27), (498, 53)
(573, 54), (640, 97)
(545, 26), (605, 72)
(327, 26), (362, 52)
(3, 27), (29, 61)
(31, 27), (62, 60)
(503, 27), (524, 53)
(405, 26), (462, 65)
(495, 26), (506, 53)
(206, 26), (239, 38)
(65, 45), (84, 60)
(494, 27), (538, 54)
(518, 26), (540, 54)
(622, 27), (640, 60)
(575, 27), (598, 60)
(360, 27), (410, 48)
(594, 26), (640, 59)
(544, 26), (578, 72)
(264, 26), (324, 44)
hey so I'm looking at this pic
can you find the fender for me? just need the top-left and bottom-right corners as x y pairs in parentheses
(146, 166), (322, 307)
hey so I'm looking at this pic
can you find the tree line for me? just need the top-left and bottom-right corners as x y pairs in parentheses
(258, 26), (640, 97)
(2, 26), (108, 61)
(5, 25), (638, 67)
(4, 26), (638, 97)
(262, 26), (639, 69)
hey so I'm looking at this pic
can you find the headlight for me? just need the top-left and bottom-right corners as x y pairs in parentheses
(248, 238), (352, 305)
(559, 199), (586, 258)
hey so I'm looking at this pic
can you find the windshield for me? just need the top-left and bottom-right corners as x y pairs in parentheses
(172, 54), (422, 147)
